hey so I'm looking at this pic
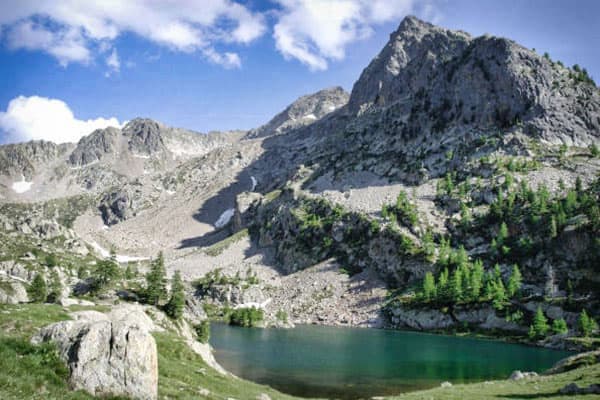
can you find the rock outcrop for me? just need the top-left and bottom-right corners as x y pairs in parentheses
(32, 305), (158, 400)
(0, 278), (28, 304)
(246, 87), (349, 138)
(348, 15), (600, 146)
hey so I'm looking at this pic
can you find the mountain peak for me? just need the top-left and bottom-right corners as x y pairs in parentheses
(347, 17), (599, 145)
(246, 86), (349, 139)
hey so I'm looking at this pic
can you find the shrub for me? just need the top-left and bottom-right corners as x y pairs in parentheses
(145, 252), (167, 305)
(165, 271), (185, 320)
(28, 273), (47, 303)
(276, 310), (288, 323)
(552, 318), (569, 335)
(194, 321), (210, 343)
(578, 310), (599, 337)
(228, 307), (264, 328)
(529, 306), (549, 339)
(91, 258), (120, 293)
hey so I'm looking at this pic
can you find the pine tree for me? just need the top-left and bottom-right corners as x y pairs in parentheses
(578, 310), (599, 337)
(94, 258), (120, 291)
(530, 307), (549, 338)
(47, 269), (62, 303)
(507, 264), (522, 298)
(437, 268), (449, 301)
(145, 252), (167, 306)
(549, 215), (558, 239)
(491, 279), (507, 310)
(552, 318), (568, 335)
(469, 259), (484, 301)
(28, 273), (47, 303)
(449, 268), (463, 302)
(165, 271), (185, 319)
(422, 272), (436, 302)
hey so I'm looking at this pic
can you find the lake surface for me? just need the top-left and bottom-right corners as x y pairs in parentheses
(210, 323), (573, 399)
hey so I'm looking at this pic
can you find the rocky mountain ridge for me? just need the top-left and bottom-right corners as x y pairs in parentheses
(0, 15), (598, 368)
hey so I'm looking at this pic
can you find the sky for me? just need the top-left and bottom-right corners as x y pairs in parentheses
(0, 0), (599, 144)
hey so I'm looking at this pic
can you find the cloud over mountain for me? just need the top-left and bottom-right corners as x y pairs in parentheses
(0, 0), (266, 69)
(0, 95), (122, 144)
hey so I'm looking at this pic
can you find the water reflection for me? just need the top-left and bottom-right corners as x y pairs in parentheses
(210, 324), (571, 399)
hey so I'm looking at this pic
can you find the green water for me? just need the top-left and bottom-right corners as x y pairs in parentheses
(210, 323), (573, 399)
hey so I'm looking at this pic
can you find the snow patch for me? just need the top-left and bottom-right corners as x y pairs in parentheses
(214, 208), (235, 229)
(133, 154), (150, 159)
(12, 176), (33, 193)
(233, 298), (272, 310)
(328, 105), (336, 111)
(87, 240), (149, 263)
(166, 190), (176, 195)
(303, 113), (317, 120)
(250, 176), (257, 191)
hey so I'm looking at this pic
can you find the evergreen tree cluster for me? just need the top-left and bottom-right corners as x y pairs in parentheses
(418, 242), (522, 310)
(144, 252), (186, 320)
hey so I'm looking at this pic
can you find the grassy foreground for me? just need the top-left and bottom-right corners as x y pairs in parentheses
(0, 303), (598, 400)
(0, 304), (299, 400)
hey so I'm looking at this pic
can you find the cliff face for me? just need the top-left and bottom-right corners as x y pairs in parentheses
(348, 16), (599, 146)
(246, 86), (349, 139)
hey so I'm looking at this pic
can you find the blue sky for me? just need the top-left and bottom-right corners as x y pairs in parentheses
(0, 0), (598, 144)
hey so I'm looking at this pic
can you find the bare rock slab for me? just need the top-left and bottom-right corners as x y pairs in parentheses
(32, 304), (158, 400)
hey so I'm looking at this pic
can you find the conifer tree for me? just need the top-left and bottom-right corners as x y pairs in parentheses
(507, 264), (522, 298)
(491, 279), (507, 310)
(28, 273), (47, 303)
(146, 252), (167, 306)
(552, 318), (568, 335)
(529, 306), (549, 338)
(469, 259), (484, 301)
(165, 270), (185, 319)
(437, 268), (449, 301)
(449, 268), (463, 302)
(422, 272), (436, 302)
(579, 310), (599, 337)
(47, 269), (62, 303)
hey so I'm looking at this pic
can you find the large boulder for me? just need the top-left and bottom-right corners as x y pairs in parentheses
(32, 304), (158, 400)
(0, 278), (28, 304)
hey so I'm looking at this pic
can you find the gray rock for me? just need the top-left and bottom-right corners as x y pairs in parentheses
(440, 381), (452, 388)
(32, 304), (158, 400)
(246, 87), (349, 139)
(0, 278), (28, 304)
(98, 187), (139, 225)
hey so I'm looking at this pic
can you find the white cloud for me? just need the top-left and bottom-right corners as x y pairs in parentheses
(0, 0), (266, 69)
(0, 96), (122, 144)
(273, 0), (425, 70)
(105, 48), (120, 74)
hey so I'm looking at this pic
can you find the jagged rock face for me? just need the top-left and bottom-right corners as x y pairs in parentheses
(348, 15), (600, 146)
(123, 118), (167, 155)
(32, 305), (158, 400)
(99, 187), (140, 225)
(68, 127), (121, 166)
(0, 278), (28, 304)
(0, 140), (67, 178)
(246, 87), (349, 138)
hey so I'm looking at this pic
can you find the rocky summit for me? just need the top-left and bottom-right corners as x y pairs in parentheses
(0, 15), (599, 400)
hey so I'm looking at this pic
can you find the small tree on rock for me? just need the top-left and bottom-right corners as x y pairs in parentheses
(552, 318), (568, 335)
(507, 264), (522, 298)
(28, 273), (47, 303)
(529, 306), (549, 339)
(145, 252), (167, 306)
(47, 269), (63, 303)
(422, 272), (436, 302)
(165, 270), (185, 319)
(578, 310), (599, 337)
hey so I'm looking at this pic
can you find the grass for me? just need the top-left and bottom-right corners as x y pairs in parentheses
(0, 304), (598, 400)
(155, 332), (301, 400)
(389, 363), (600, 400)
(204, 228), (249, 257)
(0, 303), (303, 400)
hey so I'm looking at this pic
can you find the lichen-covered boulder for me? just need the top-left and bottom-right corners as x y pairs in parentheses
(32, 304), (158, 400)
